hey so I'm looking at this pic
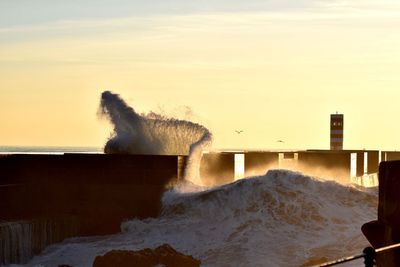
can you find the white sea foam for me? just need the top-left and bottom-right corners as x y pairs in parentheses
(99, 90), (212, 184)
(17, 170), (377, 267)
(99, 91), (211, 157)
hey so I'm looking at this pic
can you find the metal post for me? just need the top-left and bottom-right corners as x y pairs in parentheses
(363, 247), (376, 267)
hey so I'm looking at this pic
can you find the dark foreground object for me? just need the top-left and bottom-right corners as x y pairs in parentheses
(0, 153), (183, 264)
(0, 153), (181, 234)
(92, 244), (201, 267)
(362, 160), (400, 266)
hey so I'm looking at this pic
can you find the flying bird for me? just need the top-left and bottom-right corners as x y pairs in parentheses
(235, 130), (243, 134)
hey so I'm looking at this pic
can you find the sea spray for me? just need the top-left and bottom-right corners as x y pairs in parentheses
(21, 170), (377, 267)
(99, 91), (212, 184)
(183, 131), (212, 185)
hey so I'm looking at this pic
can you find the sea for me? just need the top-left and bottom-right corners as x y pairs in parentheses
(0, 146), (102, 155)
(0, 92), (378, 266)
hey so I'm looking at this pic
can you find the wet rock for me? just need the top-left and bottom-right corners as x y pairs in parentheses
(92, 244), (200, 267)
(299, 256), (329, 266)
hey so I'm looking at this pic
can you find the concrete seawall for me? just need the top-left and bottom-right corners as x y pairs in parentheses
(200, 150), (381, 185)
(0, 153), (185, 264)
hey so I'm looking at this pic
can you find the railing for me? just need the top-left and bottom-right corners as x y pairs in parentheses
(313, 243), (400, 267)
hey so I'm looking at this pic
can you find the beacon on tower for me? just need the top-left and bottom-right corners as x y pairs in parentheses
(330, 113), (343, 150)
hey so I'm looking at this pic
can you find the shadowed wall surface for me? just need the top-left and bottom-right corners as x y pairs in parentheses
(0, 154), (180, 234)
(0, 154), (183, 264)
(382, 151), (400, 162)
(200, 153), (235, 186)
(368, 151), (379, 174)
(297, 151), (351, 182)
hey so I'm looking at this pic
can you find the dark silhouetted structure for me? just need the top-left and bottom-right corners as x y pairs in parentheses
(0, 153), (183, 264)
(0, 154), (182, 233)
(362, 161), (400, 266)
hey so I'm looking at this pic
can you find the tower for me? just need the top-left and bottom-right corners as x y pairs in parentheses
(330, 113), (343, 150)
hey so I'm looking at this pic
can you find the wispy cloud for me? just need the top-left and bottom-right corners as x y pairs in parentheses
(1, 0), (399, 70)
(1, 4), (399, 38)
(1, 0), (400, 31)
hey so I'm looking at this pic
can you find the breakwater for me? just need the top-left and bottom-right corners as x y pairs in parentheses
(201, 150), (381, 185)
(0, 153), (184, 264)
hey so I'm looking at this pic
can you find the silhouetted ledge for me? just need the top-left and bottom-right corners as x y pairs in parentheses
(362, 160), (400, 266)
(92, 244), (201, 267)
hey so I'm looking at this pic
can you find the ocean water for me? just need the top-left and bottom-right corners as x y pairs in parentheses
(0, 146), (102, 154)
(4, 169), (377, 267)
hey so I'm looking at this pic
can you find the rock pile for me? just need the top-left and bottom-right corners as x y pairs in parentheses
(92, 244), (201, 267)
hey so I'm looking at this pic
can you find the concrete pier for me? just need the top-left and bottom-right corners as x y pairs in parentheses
(0, 153), (183, 264)
(200, 150), (381, 185)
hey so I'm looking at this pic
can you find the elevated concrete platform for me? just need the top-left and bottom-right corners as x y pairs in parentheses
(201, 149), (381, 185)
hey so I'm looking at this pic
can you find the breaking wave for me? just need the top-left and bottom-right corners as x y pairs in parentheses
(23, 170), (377, 267)
(99, 91), (212, 184)
(99, 91), (211, 156)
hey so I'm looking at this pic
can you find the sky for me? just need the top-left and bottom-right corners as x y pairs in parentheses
(1, 0), (400, 150)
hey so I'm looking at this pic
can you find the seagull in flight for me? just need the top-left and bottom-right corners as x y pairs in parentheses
(235, 130), (243, 134)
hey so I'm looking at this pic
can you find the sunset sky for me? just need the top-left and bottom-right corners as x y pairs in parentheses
(1, 0), (400, 150)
